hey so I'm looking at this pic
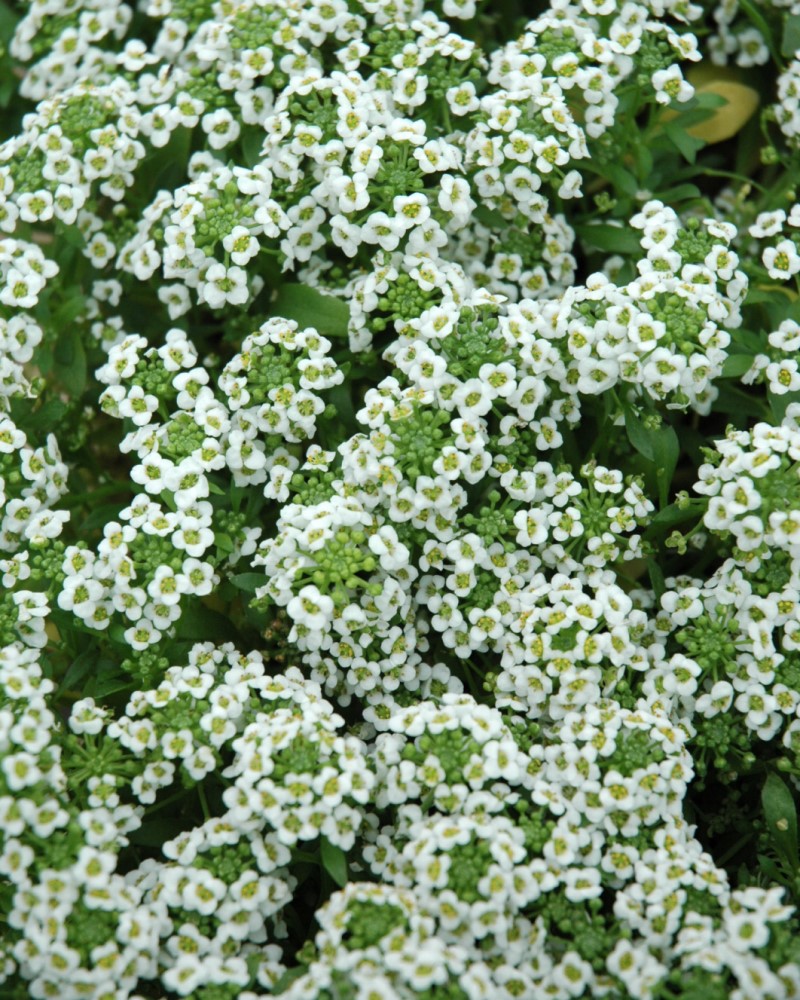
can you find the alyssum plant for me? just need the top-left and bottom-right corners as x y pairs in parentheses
(2, 0), (800, 997)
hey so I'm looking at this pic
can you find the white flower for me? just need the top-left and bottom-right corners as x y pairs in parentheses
(287, 585), (335, 631)
(446, 81), (479, 115)
(368, 525), (410, 572)
(201, 262), (249, 308)
(222, 225), (260, 266)
(124, 619), (161, 651)
(652, 66), (694, 104)
(201, 108), (241, 149)
(118, 385), (159, 426)
(1, 268), (43, 308)
(763, 239), (800, 280)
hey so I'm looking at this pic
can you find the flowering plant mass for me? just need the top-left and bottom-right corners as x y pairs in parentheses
(3, 0), (800, 996)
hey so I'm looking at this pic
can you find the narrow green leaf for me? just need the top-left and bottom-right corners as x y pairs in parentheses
(55, 648), (97, 697)
(624, 409), (679, 507)
(9, 397), (68, 433)
(0, 1), (19, 41)
(576, 223), (642, 254)
(770, 388), (800, 424)
(92, 671), (135, 698)
(784, 13), (800, 58)
(81, 502), (129, 532)
(54, 293), (86, 327)
(624, 408), (656, 462)
(230, 572), (264, 593)
(632, 142), (653, 184)
(647, 558), (666, 600)
(756, 854), (786, 885)
(271, 967), (307, 993)
(762, 774), (799, 871)
(662, 120), (706, 164)
(653, 183), (702, 204)
(175, 600), (238, 642)
(129, 815), (188, 847)
(652, 425), (680, 509)
(272, 284), (350, 337)
(240, 126), (265, 167)
(692, 90), (729, 114)
(215, 532), (235, 554)
(713, 384), (768, 420)
(603, 163), (638, 198)
(53, 328), (87, 396)
(320, 838), (348, 888)
(721, 353), (756, 378)
(644, 499), (704, 537)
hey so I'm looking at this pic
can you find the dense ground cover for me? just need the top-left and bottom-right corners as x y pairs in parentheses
(2, 0), (800, 996)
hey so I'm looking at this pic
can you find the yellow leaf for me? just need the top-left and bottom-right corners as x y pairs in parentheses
(686, 66), (759, 144)
(660, 66), (759, 145)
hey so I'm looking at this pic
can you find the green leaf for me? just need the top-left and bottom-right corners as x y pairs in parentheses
(215, 532), (235, 554)
(624, 408), (657, 461)
(784, 13), (800, 58)
(652, 426), (680, 509)
(729, 325), (768, 352)
(175, 599), (238, 643)
(652, 183), (702, 204)
(55, 648), (98, 697)
(54, 292), (86, 327)
(271, 284), (350, 337)
(55, 224), (85, 249)
(644, 499), (704, 537)
(762, 774), (799, 872)
(0, 1), (18, 39)
(603, 163), (638, 198)
(0, 78), (15, 109)
(721, 353), (756, 378)
(632, 142), (653, 184)
(712, 384), (767, 420)
(270, 967), (307, 993)
(230, 572), (264, 593)
(80, 501), (128, 532)
(53, 327), (87, 396)
(693, 90), (730, 113)
(91, 670), (135, 699)
(240, 126), (265, 167)
(320, 838), (348, 888)
(769, 388), (800, 424)
(9, 397), (68, 434)
(662, 120), (706, 164)
(575, 223), (642, 254)
(647, 558), (666, 600)
(624, 408), (679, 508)
(756, 854), (786, 885)
(129, 814), (188, 847)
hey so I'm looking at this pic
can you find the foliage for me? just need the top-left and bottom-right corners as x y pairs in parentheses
(2, 0), (800, 997)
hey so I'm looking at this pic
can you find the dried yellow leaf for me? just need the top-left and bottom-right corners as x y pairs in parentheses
(687, 79), (760, 144)
(660, 66), (760, 145)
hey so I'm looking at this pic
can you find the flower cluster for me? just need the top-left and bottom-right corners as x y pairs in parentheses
(2, 0), (800, 996)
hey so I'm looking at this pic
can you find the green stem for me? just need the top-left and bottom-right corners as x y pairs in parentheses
(702, 168), (768, 196)
(197, 781), (211, 821)
(60, 482), (130, 507)
(715, 829), (756, 867)
(145, 787), (191, 816)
